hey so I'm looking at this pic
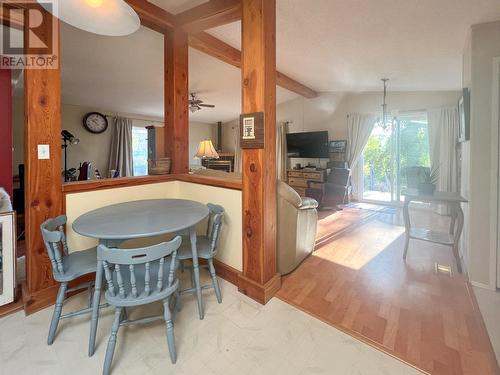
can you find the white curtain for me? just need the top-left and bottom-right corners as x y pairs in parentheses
(276, 121), (290, 181)
(233, 123), (242, 173)
(108, 117), (133, 177)
(428, 107), (460, 214)
(347, 114), (376, 170)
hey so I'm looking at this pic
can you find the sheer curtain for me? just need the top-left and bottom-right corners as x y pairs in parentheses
(233, 122), (242, 173)
(108, 116), (133, 177)
(347, 113), (376, 170)
(428, 107), (460, 214)
(276, 121), (290, 181)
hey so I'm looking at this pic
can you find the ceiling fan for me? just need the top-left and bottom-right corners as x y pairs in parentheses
(189, 93), (215, 113)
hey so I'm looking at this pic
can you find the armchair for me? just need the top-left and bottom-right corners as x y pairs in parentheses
(277, 181), (318, 275)
(306, 167), (350, 210)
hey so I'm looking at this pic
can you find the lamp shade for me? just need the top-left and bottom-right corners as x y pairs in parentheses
(195, 140), (219, 159)
(37, 0), (141, 36)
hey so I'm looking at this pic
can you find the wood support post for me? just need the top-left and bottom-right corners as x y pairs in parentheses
(237, 0), (281, 304)
(164, 28), (189, 174)
(23, 6), (62, 312)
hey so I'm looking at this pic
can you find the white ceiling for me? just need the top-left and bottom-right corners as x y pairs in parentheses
(57, 23), (296, 123)
(14, 0), (500, 123)
(207, 0), (500, 92)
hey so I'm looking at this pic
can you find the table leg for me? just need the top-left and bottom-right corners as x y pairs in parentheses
(452, 203), (464, 274)
(189, 227), (204, 320)
(403, 199), (411, 260)
(88, 259), (103, 357)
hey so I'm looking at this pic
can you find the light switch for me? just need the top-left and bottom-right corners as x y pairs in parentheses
(38, 144), (50, 160)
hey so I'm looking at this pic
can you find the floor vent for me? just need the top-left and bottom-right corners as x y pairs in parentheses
(435, 263), (453, 276)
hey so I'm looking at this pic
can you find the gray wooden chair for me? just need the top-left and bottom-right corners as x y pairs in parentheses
(41, 215), (106, 345)
(178, 203), (224, 308)
(98, 237), (182, 375)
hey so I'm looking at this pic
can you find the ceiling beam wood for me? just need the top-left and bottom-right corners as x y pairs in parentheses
(188, 32), (318, 98)
(175, 0), (241, 34)
(125, 0), (175, 31)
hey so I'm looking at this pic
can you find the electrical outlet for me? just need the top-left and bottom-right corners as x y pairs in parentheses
(38, 144), (50, 160)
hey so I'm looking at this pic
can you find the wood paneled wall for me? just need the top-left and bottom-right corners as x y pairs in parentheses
(164, 28), (189, 173)
(23, 6), (63, 313)
(237, 0), (281, 304)
(0, 67), (13, 197)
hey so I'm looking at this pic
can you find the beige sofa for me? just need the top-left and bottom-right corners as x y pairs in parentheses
(277, 180), (318, 275)
(192, 169), (318, 274)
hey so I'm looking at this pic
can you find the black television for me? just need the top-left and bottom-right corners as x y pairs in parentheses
(286, 131), (329, 158)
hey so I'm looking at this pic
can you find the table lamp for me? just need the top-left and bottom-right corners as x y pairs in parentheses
(195, 140), (219, 160)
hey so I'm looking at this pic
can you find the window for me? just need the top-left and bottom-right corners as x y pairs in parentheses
(362, 112), (430, 203)
(132, 126), (148, 176)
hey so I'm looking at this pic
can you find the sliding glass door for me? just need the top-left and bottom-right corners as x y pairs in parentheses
(361, 111), (430, 204)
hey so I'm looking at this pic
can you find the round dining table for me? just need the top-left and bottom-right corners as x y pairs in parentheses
(72, 199), (209, 356)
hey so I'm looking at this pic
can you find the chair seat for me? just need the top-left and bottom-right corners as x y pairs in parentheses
(55, 247), (98, 283)
(104, 257), (178, 307)
(176, 236), (213, 260)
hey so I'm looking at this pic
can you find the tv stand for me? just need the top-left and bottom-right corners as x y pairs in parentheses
(287, 169), (325, 197)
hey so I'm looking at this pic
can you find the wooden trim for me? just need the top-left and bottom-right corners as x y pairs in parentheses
(0, 3), (24, 29)
(62, 174), (177, 193)
(240, 0), (281, 304)
(24, 7), (62, 296)
(188, 32), (242, 68)
(175, 0), (241, 34)
(176, 174), (242, 190)
(189, 32), (318, 99)
(165, 28), (189, 174)
(276, 71), (319, 100)
(0, 288), (23, 318)
(213, 259), (240, 285)
(237, 273), (281, 304)
(124, 0), (175, 32)
(62, 174), (242, 194)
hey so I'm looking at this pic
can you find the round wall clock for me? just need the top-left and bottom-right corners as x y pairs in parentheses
(83, 112), (108, 134)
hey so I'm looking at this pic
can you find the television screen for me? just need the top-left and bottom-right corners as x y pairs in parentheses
(286, 131), (329, 158)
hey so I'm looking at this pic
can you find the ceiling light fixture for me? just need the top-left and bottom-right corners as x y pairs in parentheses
(37, 0), (140, 36)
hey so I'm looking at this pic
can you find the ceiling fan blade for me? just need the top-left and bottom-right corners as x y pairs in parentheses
(199, 104), (215, 108)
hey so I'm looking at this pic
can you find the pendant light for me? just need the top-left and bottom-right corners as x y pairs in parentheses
(37, 0), (141, 36)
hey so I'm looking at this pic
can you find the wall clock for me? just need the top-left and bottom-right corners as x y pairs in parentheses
(83, 112), (108, 134)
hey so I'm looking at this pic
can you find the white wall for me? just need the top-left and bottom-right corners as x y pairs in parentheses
(13, 98), (217, 176)
(466, 21), (500, 288)
(189, 121), (216, 166)
(65, 180), (243, 271)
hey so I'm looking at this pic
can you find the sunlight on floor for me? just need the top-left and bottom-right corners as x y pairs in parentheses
(313, 221), (405, 270)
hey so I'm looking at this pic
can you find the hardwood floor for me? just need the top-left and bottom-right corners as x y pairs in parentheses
(277, 208), (499, 375)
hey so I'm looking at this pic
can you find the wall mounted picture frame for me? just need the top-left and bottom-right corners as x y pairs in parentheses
(458, 87), (470, 142)
(329, 140), (347, 153)
(240, 112), (264, 149)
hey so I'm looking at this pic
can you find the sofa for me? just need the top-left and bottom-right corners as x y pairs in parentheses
(192, 169), (319, 275)
(277, 180), (318, 275)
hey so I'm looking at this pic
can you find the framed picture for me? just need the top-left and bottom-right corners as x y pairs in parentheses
(458, 88), (470, 142)
(240, 112), (264, 149)
(0, 212), (16, 306)
(329, 140), (347, 153)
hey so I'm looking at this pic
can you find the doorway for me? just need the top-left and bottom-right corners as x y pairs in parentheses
(361, 111), (431, 204)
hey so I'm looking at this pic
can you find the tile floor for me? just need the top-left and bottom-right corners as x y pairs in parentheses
(0, 273), (422, 375)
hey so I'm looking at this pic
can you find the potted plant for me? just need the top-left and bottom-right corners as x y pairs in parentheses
(418, 167), (438, 195)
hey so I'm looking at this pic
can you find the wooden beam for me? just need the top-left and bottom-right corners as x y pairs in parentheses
(164, 28), (189, 174)
(175, 0), (241, 34)
(24, 6), (62, 296)
(125, 0), (175, 31)
(188, 32), (241, 68)
(0, 3), (24, 30)
(189, 32), (318, 98)
(237, 0), (281, 304)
